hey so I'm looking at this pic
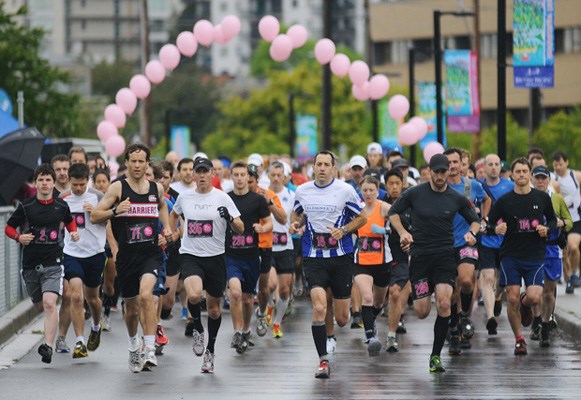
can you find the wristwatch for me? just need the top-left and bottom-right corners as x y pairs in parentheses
(341, 226), (349, 235)
(111, 206), (118, 216)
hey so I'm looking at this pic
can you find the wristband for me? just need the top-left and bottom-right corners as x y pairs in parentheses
(14, 233), (20, 242)
(469, 231), (478, 239)
(112, 206), (117, 216)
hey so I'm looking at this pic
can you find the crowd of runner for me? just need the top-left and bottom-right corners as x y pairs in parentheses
(4, 141), (580, 377)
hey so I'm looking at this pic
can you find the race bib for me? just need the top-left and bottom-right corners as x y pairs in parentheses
(126, 222), (156, 244)
(273, 232), (288, 245)
(71, 212), (86, 229)
(31, 225), (59, 245)
(413, 278), (431, 299)
(515, 217), (540, 233)
(458, 246), (479, 260)
(187, 220), (214, 238)
(231, 234), (255, 249)
(357, 236), (382, 253)
(313, 233), (339, 250)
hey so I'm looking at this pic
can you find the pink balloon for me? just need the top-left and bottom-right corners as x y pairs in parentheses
(213, 24), (228, 44)
(388, 94), (410, 120)
(145, 60), (166, 84)
(349, 60), (370, 87)
(352, 83), (370, 101)
(398, 123), (419, 146)
(330, 54), (350, 77)
(423, 141), (445, 163)
(314, 38), (336, 65)
(221, 15), (241, 40)
(104, 104), (126, 128)
(115, 88), (137, 115)
(258, 15), (280, 42)
(105, 135), (126, 158)
(193, 20), (214, 47)
(176, 31), (198, 57)
(269, 34), (293, 62)
(129, 74), (151, 100)
(368, 74), (390, 100)
(97, 120), (118, 142)
(108, 160), (119, 177)
(287, 25), (308, 48)
(409, 116), (429, 140)
(159, 44), (181, 71)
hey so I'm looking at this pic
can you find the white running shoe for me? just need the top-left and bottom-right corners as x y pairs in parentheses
(201, 349), (215, 373)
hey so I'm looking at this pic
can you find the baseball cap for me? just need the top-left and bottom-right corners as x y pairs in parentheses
(349, 155), (367, 169)
(193, 151), (208, 161)
(247, 163), (259, 178)
(428, 154), (450, 171)
(193, 157), (213, 171)
(532, 165), (550, 177)
(367, 142), (382, 155)
(248, 153), (264, 167)
(363, 168), (381, 180)
(500, 160), (508, 172)
(391, 158), (410, 169)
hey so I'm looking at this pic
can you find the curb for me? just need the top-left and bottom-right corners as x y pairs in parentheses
(0, 301), (40, 347)
(554, 305), (581, 342)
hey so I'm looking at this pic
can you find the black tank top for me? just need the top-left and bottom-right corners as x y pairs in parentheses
(111, 179), (160, 253)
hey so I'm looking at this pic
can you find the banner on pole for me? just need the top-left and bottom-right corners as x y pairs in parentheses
(171, 125), (191, 159)
(418, 82), (446, 149)
(444, 50), (480, 132)
(378, 98), (399, 151)
(295, 114), (318, 162)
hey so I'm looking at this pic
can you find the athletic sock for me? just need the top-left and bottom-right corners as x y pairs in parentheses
(373, 306), (382, 318)
(361, 305), (375, 339)
(187, 301), (204, 332)
(128, 335), (140, 352)
(449, 302), (459, 330)
(432, 315), (451, 357)
(460, 290), (473, 314)
(206, 315), (221, 353)
(312, 321), (327, 358)
(274, 298), (289, 325)
(143, 335), (155, 348)
(75, 336), (84, 344)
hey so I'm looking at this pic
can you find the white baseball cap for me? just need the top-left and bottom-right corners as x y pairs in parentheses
(349, 155), (367, 169)
(280, 161), (292, 177)
(248, 153), (264, 167)
(193, 151), (208, 160)
(367, 142), (383, 155)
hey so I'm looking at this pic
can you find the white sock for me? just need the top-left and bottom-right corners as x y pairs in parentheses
(91, 323), (100, 332)
(143, 335), (155, 348)
(128, 335), (140, 351)
(274, 298), (289, 325)
(76, 336), (84, 344)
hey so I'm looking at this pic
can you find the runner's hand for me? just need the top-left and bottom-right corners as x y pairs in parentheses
(83, 202), (94, 213)
(400, 232), (413, 253)
(117, 197), (131, 214)
(218, 206), (232, 222)
(495, 222), (507, 235)
(19, 233), (34, 245)
(70, 232), (80, 242)
(536, 224), (549, 237)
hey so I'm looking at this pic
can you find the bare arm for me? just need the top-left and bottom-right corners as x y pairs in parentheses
(90, 181), (122, 224)
(328, 210), (368, 240)
(253, 215), (273, 234)
(289, 211), (305, 234)
(230, 216), (244, 234)
(156, 183), (172, 240)
(269, 201), (287, 225)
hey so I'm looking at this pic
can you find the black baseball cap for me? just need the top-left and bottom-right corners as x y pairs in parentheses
(363, 168), (382, 180)
(532, 165), (550, 177)
(392, 158), (410, 169)
(193, 157), (213, 171)
(428, 154), (450, 171)
(247, 163), (259, 179)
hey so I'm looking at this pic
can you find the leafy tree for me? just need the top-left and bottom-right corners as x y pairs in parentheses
(477, 113), (530, 162)
(533, 108), (581, 169)
(0, 4), (82, 137)
(91, 60), (135, 103)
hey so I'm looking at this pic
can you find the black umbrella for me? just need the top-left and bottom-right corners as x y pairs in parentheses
(0, 127), (45, 206)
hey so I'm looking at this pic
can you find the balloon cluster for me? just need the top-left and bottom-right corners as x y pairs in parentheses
(98, 15), (243, 158)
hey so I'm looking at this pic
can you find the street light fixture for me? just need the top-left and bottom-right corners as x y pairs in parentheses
(433, 10), (476, 145)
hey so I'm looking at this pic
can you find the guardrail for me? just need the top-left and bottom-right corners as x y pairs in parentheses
(0, 206), (25, 317)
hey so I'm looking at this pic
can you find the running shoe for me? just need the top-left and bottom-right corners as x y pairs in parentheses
(494, 296), (503, 317)
(448, 333), (462, 355)
(459, 316), (474, 339)
(367, 337), (381, 357)
(201, 349), (215, 373)
(396, 318), (407, 334)
(284, 298), (294, 318)
(192, 329), (205, 356)
(486, 317), (498, 335)
(315, 360), (330, 379)
(386, 336), (399, 353)
(565, 279), (575, 294)
(429, 355), (445, 373)
(232, 331), (248, 354)
(73, 341), (88, 359)
(180, 307), (188, 320)
(572, 274), (581, 288)
(102, 315), (112, 332)
(530, 322), (541, 341)
(156, 324), (169, 347)
(128, 347), (143, 373)
(350, 313), (363, 329)
(293, 281), (304, 297)
(245, 331), (256, 347)
(87, 322), (103, 351)
(514, 338), (527, 355)
(185, 318), (195, 337)
(326, 337), (337, 354)
(38, 343), (53, 364)
(540, 324), (551, 348)
(55, 336), (70, 353)
(272, 323), (283, 339)
(256, 316), (268, 337)
(265, 305), (275, 326)
(460, 336), (472, 349)
(548, 314), (558, 330)
(142, 346), (158, 370)
(519, 292), (533, 327)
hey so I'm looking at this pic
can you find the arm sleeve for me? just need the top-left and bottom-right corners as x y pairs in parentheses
(65, 219), (77, 232)
(5, 225), (19, 240)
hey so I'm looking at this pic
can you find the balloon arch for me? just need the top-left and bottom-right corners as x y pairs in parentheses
(97, 15), (438, 173)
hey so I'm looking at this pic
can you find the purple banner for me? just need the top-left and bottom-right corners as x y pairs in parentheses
(448, 115), (480, 133)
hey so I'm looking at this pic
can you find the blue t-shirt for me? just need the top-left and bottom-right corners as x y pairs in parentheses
(449, 177), (486, 247)
(479, 178), (514, 249)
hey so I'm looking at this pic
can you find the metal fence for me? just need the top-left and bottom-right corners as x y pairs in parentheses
(0, 206), (25, 317)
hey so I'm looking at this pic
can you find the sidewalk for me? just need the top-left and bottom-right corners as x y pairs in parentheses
(554, 282), (581, 340)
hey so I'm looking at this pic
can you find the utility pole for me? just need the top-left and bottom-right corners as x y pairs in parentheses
(472, 0), (482, 160)
(322, 0), (332, 151)
(364, 0), (378, 142)
(140, 0), (152, 147)
(408, 48), (416, 166)
(497, 0), (507, 161)
(434, 10), (444, 145)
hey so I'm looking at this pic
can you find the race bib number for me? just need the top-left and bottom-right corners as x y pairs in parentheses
(126, 222), (156, 244)
(413, 278), (431, 299)
(273, 232), (288, 246)
(516, 218), (540, 233)
(72, 212), (86, 229)
(458, 246), (479, 261)
(313, 233), (339, 250)
(187, 220), (214, 238)
(31, 225), (59, 245)
(231, 234), (255, 249)
(357, 236), (382, 253)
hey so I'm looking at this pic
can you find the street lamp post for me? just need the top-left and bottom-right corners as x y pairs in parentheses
(408, 48), (416, 166)
(433, 10), (476, 145)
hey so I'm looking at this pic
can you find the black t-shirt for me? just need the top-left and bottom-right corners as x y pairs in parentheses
(6, 197), (73, 268)
(226, 191), (270, 259)
(388, 182), (479, 256)
(488, 189), (557, 260)
(385, 196), (411, 264)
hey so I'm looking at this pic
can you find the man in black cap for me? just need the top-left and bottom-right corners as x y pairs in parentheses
(388, 153), (480, 373)
(391, 158), (417, 188)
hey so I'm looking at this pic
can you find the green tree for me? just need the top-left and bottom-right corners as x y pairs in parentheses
(533, 108), (581, 169)
(477, 113), (530, 162)
(91, 60), (135, 103)
(0, 4), (82, 137)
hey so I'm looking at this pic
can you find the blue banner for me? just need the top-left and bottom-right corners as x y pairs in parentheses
(418, 82), (446, 148)
(295, 114), (318, 162)
(171, 125), (191, 159)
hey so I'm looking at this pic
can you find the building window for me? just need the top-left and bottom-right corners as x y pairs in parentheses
(564, 27), (581, 53)
(373, 42), (392, 65)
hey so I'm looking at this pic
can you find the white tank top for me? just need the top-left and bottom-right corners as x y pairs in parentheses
(555, 170), (580, 222)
